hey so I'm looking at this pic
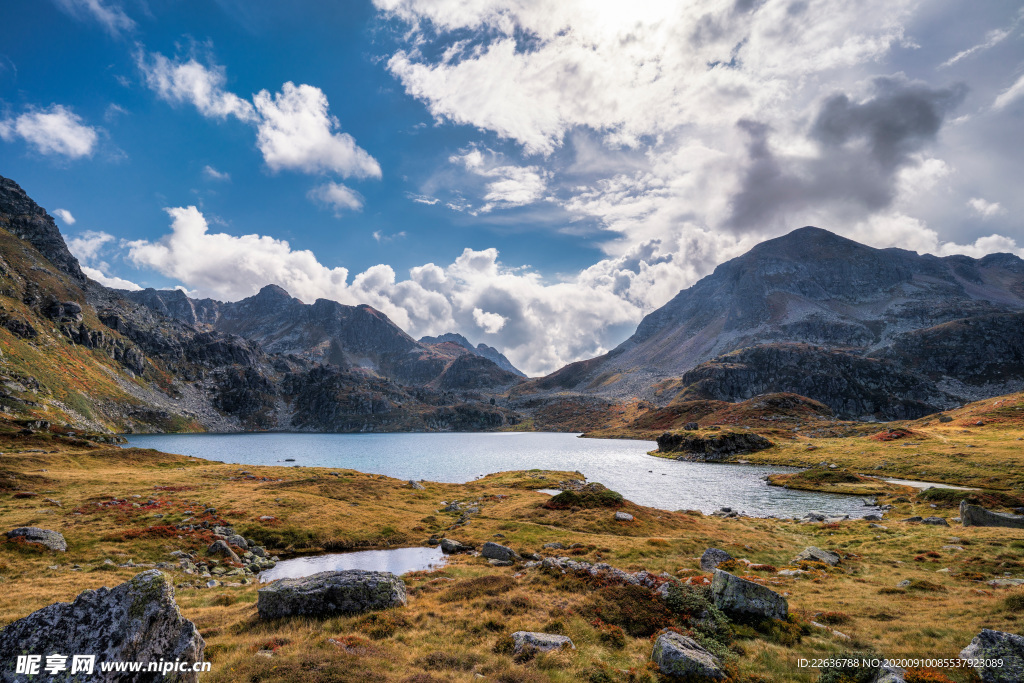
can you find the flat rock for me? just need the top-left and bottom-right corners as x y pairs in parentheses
(510, 631), (575, 654)
(439, 538), (474, 554)
(651, 630), (726, 680)
(614, 511), (634, 522)
(712, 569), (788, 621)
(481, 541), (519, 562)
(700, 548), (733, 571)
(257, 570), (407, 619)
(960, 501), (1024, 529)
(960, 629), (1024, 682)
(6, 527), (67, 552)
(922, 517), (950, 526)
(794, 546), (840, 566)
(0, 570), (203, 682)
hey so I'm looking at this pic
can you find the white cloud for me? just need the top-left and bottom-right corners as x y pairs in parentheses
(253, 82), (381, 178)
(373, 230), (407, 242)
(472, 307), (506, 333)
(82, 265), (142, 290)
(993, 73), (1024, 110)
(451, 148), (548, 212)
(137, 52), (256, 121)
(202, 165), (230, 181)
(967, 197), (1006, 218)
(52, 208), (76, 225)
(53, 0), (134, 37)
(941, 10), (1023, 68)
(309, 181), (364, 213)
(0, 104), (98, 158)
(67, 230), (114, 263)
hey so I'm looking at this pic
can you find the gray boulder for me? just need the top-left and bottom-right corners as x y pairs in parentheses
(6, 527), (67, 552)
(207, 540), (241, 564)
(651, 630), (726, 680)
(510, 631), (575, 654)
(439, 538), (474, 554)
(257, 570), (406, 619)
(408, 480), (425, 490)
(960, 629), (1024, 682)
(614, 511), (634, 522)
(700, 547), (733, 571)
(922, 517), (950, 526)
(960, 501), (1024, 529)
(0, 570), (203, 682)
(794, 546), (840, 566)
(225, 534), (248, 549)
(712, 569), (788, 620)
(873, 662), (906, 683)
(481, 542), (520, 562)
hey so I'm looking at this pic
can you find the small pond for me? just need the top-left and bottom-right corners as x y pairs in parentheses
(258, 546), (446, 582)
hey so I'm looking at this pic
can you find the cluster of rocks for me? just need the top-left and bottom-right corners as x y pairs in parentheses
(656, 431), (774, 461)
(435, 499), (482, 530)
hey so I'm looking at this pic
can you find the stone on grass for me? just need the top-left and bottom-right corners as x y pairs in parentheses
(700, 547), (733, 571)
(511, 632), (575, 654)
(922, 517), (950, 526)
(408, 480), (425, 490)
(959, 629), (1024, 682)
(206, 540), (241, 564)
(793, 546), (840, 566)
(6, 527), (67, 552)
(614, 511), (634, 522)
(439, 538), (473, 554)
(651, 630), (725, 680)
(481, 541), (520, 562)
(0, 570), (204, 682)
(712, 569), (788, 621)
(225, 534), (248, 549)
(257, 570), (406, 619)
(960, 502), (1024, 529)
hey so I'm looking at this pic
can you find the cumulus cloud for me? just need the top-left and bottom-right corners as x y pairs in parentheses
(450, 148), (548, 212)
(472, 307), (506, 333)
(202, 165), (230, 181)
(253, 82), (381, 178)
(0, 104), (99, 158)
(53, 0), (134, 37)
(137, 52), (256, 121)
(309, 181), (364, 213)
(82, 265), (142, 290)
(67, 229), (142, 290)
(968, 197), (1006, 218)
(52, 208), (76, 225)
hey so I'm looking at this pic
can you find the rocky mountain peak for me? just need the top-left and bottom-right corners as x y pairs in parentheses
(0, 175), (85, 282)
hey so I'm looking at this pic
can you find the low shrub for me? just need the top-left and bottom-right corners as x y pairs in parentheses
(440, 575), (515, 603)
(579, 584), (673, 637)
(544, 483), (624, 510)
(817, 611), (850, 625)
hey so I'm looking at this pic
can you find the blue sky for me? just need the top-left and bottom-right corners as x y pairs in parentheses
(1, 0), (1022, 375)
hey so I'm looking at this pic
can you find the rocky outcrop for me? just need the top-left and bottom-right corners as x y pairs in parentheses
(960, 501), (1024, 529)
(257, 570), (407, 619)
(960, 629), (1024, 683)
(0, 570), (204, 682)
(657, 431), (773, 460)
(6, 527), (66, 551)
(700, 548), (733, 571)
(711, 569), (788, 620)
(0, 176), (85, 281)
(510, 632), (575, 654)
(794, 547), (840, 566)
(651, 630), (726, 680)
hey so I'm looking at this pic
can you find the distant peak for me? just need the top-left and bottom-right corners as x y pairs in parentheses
(748, 226), (866, 258)
(255, 284), (292, 299)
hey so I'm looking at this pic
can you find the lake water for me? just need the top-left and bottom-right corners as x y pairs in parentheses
(125, 432), (877, 518)
(258, 546), (446, 582)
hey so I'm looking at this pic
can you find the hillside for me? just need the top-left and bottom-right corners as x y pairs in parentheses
(523, 227), (1024, 420)
(0, 175), (523, 433)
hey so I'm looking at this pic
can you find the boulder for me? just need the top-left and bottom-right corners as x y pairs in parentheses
(0, 571), (204, 682)
(258, 570), (406, 619)
(793, 546), (840, 566)
(207, 540), (241, 564)
(959, 629), (1024, 683)
(711, 569), (788, 620)
(922, 517), (950, 526)
(614, 511), (634, 522)
(960, 501), (1024, 529)
(408, 480), (425, 490)
(439, 538), (474, 554)
(651, 630), (726, 680)
(225, 534), (248, 549)
(6, 527), (67, 552)
(481, 542), (520, 562)
(700, 547), (733, 571)
(683, 422), (699, 431)
(510, 631), (575, 654)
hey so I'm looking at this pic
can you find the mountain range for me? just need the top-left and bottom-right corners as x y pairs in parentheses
(2, 171), (1022, 433)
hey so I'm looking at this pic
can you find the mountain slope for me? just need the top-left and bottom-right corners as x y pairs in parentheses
(0, 174), (524, 433)
(419, 332), (526, 377)
(524, 227), (1024, 419)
